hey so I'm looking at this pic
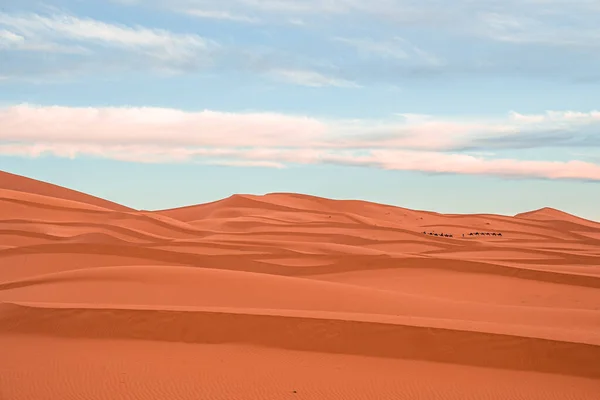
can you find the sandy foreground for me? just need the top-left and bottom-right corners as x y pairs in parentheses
(1, 170), (599, 399)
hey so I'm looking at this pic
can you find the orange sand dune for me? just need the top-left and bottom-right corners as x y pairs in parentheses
(0, 171), (132, 212)
(1, 171), (599, 399)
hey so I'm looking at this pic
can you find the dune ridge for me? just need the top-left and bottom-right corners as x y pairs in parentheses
(0, 171), (132, 212)
(2, 301), (599, 379)
(1, 170), (599, 399)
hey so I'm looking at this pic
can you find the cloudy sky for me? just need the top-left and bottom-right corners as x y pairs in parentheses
(1, 0), (599, 219)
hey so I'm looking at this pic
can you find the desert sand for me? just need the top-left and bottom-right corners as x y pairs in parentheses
(0, 169), (599, 399)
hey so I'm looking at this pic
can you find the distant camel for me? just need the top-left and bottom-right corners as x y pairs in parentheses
(434, 233), (439, 236)
(486, 233), (491, 236)
(428, 232), (433, 235)
(469, 233), (473, 236)
(498, 233), (503, 236)
(492, 233), (497, 236)
(475, 232), (480, 236)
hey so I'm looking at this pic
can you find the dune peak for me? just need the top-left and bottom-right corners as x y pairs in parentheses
(0, 170), (132, 212)
(515, 206), (596, 223)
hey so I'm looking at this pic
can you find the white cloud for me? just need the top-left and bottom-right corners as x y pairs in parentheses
(333, 36), (444, 67)
(0, 12), (216, 69)
(3, 1), (598, 84)
(4, 104), (600, 151)
(478, 12), (600, 48)
(334, 37), (409, 59)
(185, 9), (259, 23)
(0, 104), (328, 147)
(288, 18), (306, 26)
(0, 12), (361, 85)
(269, 68), (360, 88)
(211, 160), (286, 168)
(109, 0), (600, 48)
(510, 110), (600, 123)
(0, 29), (24, 48)
(3, 142), (600, 181)
(2, 104), (600, 181)
(234, 0), (357, 14)
(0, 25), (89, 53)
(112, 0), (360, 17)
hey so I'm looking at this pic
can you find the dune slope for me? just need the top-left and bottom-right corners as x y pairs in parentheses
(0, 171), (133, 212)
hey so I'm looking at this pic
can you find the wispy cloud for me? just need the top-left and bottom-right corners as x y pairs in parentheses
(2, 104), (600, 181)
(184, 9), (259, 23)
(100, 0), (600, 85)
(225, 0), (357, 14)
(0, 26), (87, 53)
(3, 142), (599, 181)
(3, 0), (600, 86)
(460, 111), (600, 150)
(106, 0), (600, 52)
(0, 29), (24, 48)
(334, 37), (410, 60)
(268, 68), (360, 88)
(0, 12), (217, 73)
(333, 36), (444, 66)
(0, 11), (365, 86)
(478, 12), (600, 48)
(211, 160), (286, 168)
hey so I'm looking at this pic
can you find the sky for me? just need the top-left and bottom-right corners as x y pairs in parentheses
(1, 0), (599, 220)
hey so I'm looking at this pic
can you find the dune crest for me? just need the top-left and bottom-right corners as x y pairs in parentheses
(1, 170), (599, 399)
(0, 171), (133, 212)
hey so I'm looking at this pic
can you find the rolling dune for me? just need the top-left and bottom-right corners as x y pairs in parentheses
(1, 171), (599, 399)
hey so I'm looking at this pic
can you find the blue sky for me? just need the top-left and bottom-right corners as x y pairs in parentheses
(1, 0), (599, 220)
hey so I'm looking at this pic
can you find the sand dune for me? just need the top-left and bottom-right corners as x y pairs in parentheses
(1, 171), (599, 399)
(0, 171), (132, 212)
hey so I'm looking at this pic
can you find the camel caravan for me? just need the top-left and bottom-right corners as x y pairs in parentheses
(422, 232), (454, 238)
(422, 231), (503, 238)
